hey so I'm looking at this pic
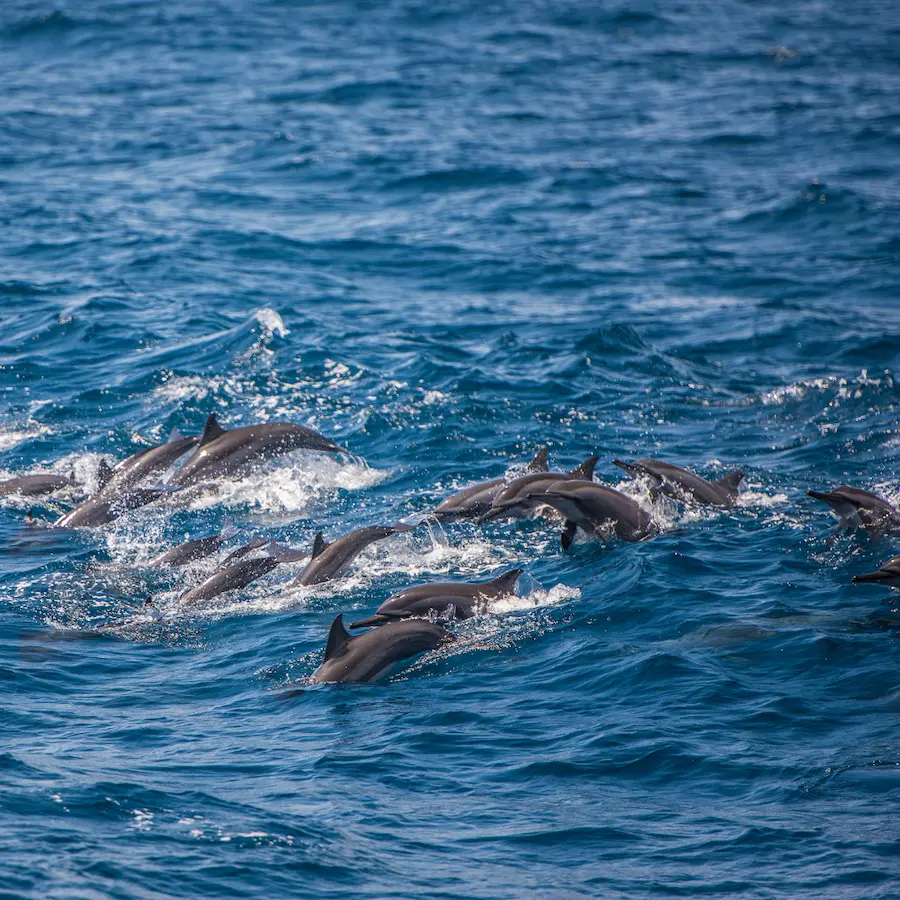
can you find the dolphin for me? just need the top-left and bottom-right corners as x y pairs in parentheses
(807, 486), (900, 534)
(178, 541), (307, 606)
(433, 447), (549, 521)
(853, 556), (900, 587)
(219, 535), (270, 567)
(292, 524), (416, 587)
(612, 458), (744, 506)
(96, 427), (199, 499)
(168, 413), (345, 487)
(54, 486), (181, 528)
(310, 614), (451, 684)
(148, 521), (243, 568)
(0, 473), (76, 497)
(477, 455), (598, 523)
(539, 480), (658, 547)
(349, 568), (523, 629)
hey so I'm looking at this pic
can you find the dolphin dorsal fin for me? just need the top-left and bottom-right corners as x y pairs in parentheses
(570, 454), (598, 481)
(311, 532), (328, 558)
(198, 414), (226, 448)
(167, 425), (183, 443)
(525, 446), (549, 474)
(324, 614), (351, 661)
(488, 568), (523, 593)
(717, 470), (744, 494)
(97, 459), (114, 489)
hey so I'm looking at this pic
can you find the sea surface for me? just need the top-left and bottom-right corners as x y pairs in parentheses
(1, 1), (900, 897)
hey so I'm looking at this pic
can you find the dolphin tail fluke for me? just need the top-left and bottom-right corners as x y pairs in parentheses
(488, 568), (524, 593)
(219, 519), (243, 541)
(267, 541), (309, 563)
(560, 520), (578, 550)
(198, 413), (226, 448)
(570, 454), (598, 481)
(525, 446), (549, 474)
(716, 470), (744, 494)
(348, 613), (391, 629)
(324, 614), (351, 660)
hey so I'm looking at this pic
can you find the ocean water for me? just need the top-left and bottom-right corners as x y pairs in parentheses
(2, 0), (900, 896)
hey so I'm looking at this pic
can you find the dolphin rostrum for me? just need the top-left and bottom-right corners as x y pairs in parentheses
(477, 454), (598, 523)
(292, 524), (416, 587)
(349, 568), (523, 629)
(148, 521), (243, 568)
(433, 447), (549, 521)
(0, 473), (75, 497)
(96, 427), (199, 499)
(539, 480), (658, 548)
(807, 486), (900, 535)
(612, 458), (744, 506)
(168, 413), (346, 487)
(853, 556), (900, 587)
(310, 614), (451, 683)
(179, 541), (307, 606)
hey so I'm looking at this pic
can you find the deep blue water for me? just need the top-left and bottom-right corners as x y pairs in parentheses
(2, 1), (900, 897)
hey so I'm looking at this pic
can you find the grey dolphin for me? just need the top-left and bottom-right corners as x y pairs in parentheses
(477, 455), (598, 523)
(168, 413), (346, 487)
(433, 447), (549, 521)
(349, 568), (523, 629)
(853, 556), (900, 587)
(179, 541), (307, 606)
(219, 535), (270, 567)
(612, 458), (743, 506)
(148, 521), (243, 568)
(310, 614), (451, 684)
(0, 473), (75, 497)
(539, 480), (657, 547)
(54, 486), (180, 528)
(96, 427), (199, 500)
(292, 524), (416, 587)
(807, 486), (900, 534)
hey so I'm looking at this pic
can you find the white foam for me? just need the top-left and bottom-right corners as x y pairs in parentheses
(0, 421), (52, 451)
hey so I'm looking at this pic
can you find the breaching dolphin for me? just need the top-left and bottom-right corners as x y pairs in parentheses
(433, 447), (549, 521)
(168, 413), (345, 487)
(349, 568), (523, 629)
(539, 480), (658, 548)
(54, 486), (181, 528)
(807, 485), (900, 535)
(292, 524), (416, 587)
(148, 521), (242, 568)
(853, 556), (900, 587)
(96, 427), (199, 499)
(178, 541), (307, 606)
(0, 473), (75, 497)
(477, 455), (598, 523)
(310, 614), (451, 684)
(612, 458), (744, 506)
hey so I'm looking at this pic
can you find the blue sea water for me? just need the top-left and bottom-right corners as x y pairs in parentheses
(2, 0), (900, 896)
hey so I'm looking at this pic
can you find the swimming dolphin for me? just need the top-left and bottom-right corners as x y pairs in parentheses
(349, 568), (523, 629)
(853, 556), (900, 587)
(292, 524), (416, 587)
(539, 480), (657, 547)
(310, 614), (451, 684)
(807, 486), (900, 534)
(96, 427), (199, 499)
(178, 541), (307, 606)
(0, 473), (76, 497)
(433, 447), (549, 521)
(54, 486), (181, 528)
(148, 521), (243, 568)
(477, 455), (598, 523)
(612, 458), (744, 506)
(168, 413), (345, 487)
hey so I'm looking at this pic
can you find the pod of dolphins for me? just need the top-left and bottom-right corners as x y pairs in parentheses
(7, 411), (900, 685)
